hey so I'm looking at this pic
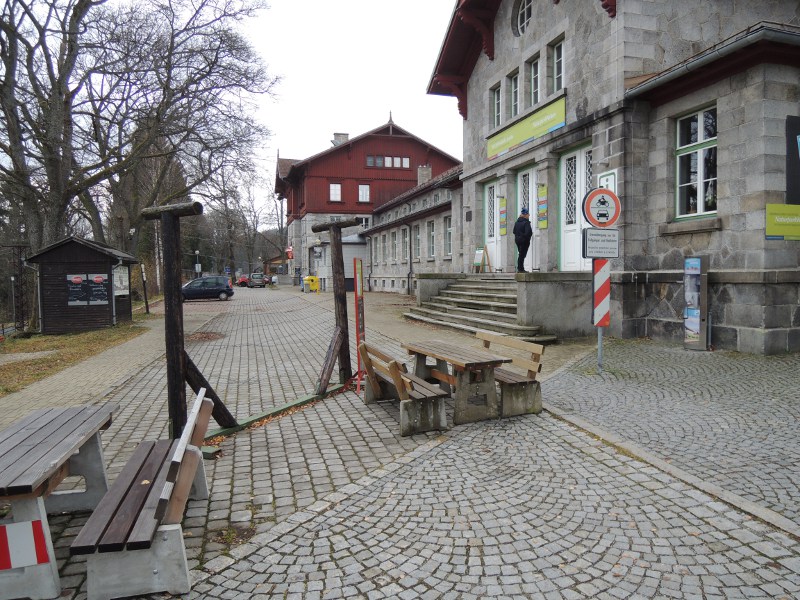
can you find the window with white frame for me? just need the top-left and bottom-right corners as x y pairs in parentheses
(401, 228), (408, 260)
(329, 183), (341, 202)
(390, 231), (397, 260)
(529, 57), (540, 105)
(552, 41), (564, 92)
(372, 237), (378, 263)
(402, 157), (410, 168)
(358, 184), (370, 203)
(381, 234), (387, 262)
(676, 107), (717, 216)
(509, 72), (519, 117)
(444, 216), (452, 256)
(427, 221), (435, 258)
(516, 0), (532, 34)
(413, 224), (421, 258)
(492, 86), (501, 128)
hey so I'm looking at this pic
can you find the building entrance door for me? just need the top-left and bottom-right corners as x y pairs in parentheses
(560, 147), (592, 271)
(517, 167), (539, 272)
(483, 182), (501, 270)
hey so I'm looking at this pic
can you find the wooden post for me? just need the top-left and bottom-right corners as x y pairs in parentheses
(315, 327), (344, 396)
(160, 211), (187, 437)
(311, 218), (360, 382)
(142, 202), (241, 438)
(185, 352), (238, 428)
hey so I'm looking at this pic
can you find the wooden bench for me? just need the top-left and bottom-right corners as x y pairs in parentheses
(358, 342), (449, 436)
(0, 404), (116, 600)
(475, 331), (544, 417)
(71, 389), (213, 600)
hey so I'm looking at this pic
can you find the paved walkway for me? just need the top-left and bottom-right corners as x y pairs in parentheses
(1, 286), (798, 599)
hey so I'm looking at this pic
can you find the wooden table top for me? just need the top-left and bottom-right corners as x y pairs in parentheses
(0, 403), (116, 497)
(402, 340), (512, 369)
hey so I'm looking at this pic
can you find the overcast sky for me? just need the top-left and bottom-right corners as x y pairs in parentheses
(245, 0), (464, 195)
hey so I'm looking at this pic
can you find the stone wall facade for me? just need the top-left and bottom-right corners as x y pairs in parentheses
(441, 0), (800, 353)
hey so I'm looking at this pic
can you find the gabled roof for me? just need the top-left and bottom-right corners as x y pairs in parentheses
(277, 120), (460, 184)
(276, 157), (298, 179)
(428, 0), (616, 118)
(27, 236), (138, 264)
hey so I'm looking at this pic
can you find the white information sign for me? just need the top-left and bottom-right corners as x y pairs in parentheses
(582, 227), (620, 259)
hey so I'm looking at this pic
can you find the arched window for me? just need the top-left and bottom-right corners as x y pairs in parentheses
(516, 0), (532, 35)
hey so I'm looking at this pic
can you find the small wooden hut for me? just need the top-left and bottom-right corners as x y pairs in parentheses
(27, 237), (138, 334)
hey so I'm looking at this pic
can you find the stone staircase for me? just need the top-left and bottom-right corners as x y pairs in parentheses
(404, 275), (558, 344)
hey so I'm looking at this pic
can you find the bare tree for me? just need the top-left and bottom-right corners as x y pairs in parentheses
(0, 0), (277, 252)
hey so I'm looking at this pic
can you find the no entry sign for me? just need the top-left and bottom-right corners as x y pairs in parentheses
(582, 188), (621, 228)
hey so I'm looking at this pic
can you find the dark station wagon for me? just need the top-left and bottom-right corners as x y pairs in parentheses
(182, 276), (234, 301)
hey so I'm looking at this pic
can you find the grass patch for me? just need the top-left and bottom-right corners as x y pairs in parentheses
(0, 318), (150, 398)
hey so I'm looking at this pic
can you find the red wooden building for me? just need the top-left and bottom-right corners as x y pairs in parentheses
(276, 119), (461, 284)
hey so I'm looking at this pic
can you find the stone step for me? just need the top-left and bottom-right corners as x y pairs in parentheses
(406, 307), (542, 337)
(447, 283), (517, 293)
(439, 289), (517, 304)
(420, 302), (518, 323)
(426, 297), (517, 315)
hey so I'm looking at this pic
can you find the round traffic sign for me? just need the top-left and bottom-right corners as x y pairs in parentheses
(582, 188), (621, 228)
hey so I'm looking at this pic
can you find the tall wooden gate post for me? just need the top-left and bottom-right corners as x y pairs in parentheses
(141, 201), (239, 438)
(311, 218), (361, 383)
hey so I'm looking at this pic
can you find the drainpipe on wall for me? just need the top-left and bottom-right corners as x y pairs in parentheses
(112, 258), (123, 325)
(406, 225), (414, 295)
(366, 235), (373, 291)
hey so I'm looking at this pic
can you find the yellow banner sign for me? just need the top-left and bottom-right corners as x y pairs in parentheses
(766, 203), (800, 240)
(487, 97), (566, 160)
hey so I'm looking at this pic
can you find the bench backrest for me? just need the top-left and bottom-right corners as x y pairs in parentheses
(358, 342), (412, 400)
(475, 331), (544, 380)
(160, 388), (214, 524)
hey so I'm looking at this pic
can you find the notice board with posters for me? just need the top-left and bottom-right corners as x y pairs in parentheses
(788, 116), (800, 204)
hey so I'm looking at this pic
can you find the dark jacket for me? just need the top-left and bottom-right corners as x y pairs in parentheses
(513, 216), (533, 244)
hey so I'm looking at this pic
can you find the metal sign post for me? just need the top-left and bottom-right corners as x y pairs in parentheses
(582, 188), (622, 375)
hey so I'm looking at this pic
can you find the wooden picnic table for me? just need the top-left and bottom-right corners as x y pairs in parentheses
(0, 403), (116, 600)
(401, 340), (512, 425)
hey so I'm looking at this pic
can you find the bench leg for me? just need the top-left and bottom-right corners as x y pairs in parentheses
(45, 431), (109, 514)
(399, 398), (448, 436)
(412, 356), (451, 392)
(85, 524), (190, 600)
(500, 381), (542, 417)
(0, 497), (60, 600)
(452, 368), (500, 425)
(190, 453), (209, 500)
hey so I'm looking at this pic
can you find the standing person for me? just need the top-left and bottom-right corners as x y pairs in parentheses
(513, 208), (533, 273)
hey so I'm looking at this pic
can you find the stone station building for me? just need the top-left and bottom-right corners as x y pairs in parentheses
(426, 0), (800, 354)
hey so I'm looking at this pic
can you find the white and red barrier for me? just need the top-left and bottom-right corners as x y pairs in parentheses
(0, 520), (50, 571)
(592, 258), (611, 327)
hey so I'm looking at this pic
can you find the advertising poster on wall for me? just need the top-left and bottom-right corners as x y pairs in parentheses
(787, 116), (800, 204)
(113, 266), (130, 296)
(499, 197), (507, 235)
(87, 273), (109, 305)
(67, 274), (87, 306)
(537, 184), (548, 229)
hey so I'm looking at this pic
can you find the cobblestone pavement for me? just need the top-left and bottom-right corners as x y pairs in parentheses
(543, 340), (800, 527)
(2, 286), (799, 599)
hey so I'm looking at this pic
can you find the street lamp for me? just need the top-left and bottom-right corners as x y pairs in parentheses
(194, 250), (200, 278)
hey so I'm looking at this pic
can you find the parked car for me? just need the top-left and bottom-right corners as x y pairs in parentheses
(248, 272), (266, 288)
(182, 275), (234, 301)
(236, 275), (249, 287)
